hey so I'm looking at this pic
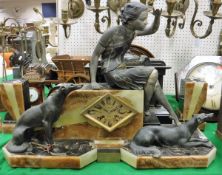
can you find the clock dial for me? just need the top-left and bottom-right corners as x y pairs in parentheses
(187, 62), (222, 110)
(29, 87), (39, 103)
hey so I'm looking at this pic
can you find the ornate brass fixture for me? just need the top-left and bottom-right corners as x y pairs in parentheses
(190, 0), (222, 39)
(148, 0), (221, 38)
(107, 0), (129, 25)
(149, 0), (189, 38)
(59, 9), (77, 39)
(68, 0), (85, 18)
(82, 93), (138, 132)
(86, 0), (111, 34)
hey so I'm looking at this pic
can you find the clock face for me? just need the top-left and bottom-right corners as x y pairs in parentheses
(29, 87), (39, 103)
(186, 62), (222, 111)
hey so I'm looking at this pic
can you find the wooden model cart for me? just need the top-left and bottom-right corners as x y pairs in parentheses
(51, 55), (91, 84)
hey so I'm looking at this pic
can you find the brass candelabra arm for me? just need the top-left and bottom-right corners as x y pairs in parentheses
(178, 15), (186, 29)
(190, 18), (214, 39)
(87, 6), (111, 34)
(165, 17), (178, 38)
(161, 10), (183, 38)
(190, 0), (222, 39)
(62, 24), (71, 39)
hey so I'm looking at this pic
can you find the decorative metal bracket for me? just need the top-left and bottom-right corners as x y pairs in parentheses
(190, 0), (222, 39)
(86, 1), (111, 34)
(82, 93), (138, 132)
(161, 0), (184, 38)
(57, 10), (77, 39)
(68, 0), (85, 18)
(108, 0), (129, 25)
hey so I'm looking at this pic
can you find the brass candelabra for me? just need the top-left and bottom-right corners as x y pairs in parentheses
(148, 0), (221, 38)
(190, 0), (222, 39)
(86, 0), (111, 34)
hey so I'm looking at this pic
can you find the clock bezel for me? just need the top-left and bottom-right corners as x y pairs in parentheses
(29, 87), (40, 103)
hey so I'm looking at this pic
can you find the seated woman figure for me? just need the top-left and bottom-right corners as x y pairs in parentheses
(90, 2), (180, 125)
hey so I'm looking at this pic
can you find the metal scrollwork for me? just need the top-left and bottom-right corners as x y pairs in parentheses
(165, 18), (178, 38)
(160, 0), (184, 38)
(190, 0), (222, 39)
(86, 1), (111, 34)
(82, 93), (138, 132)
(68, 0), (85, 18)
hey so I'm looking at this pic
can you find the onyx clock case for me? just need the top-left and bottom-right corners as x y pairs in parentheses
(176, 56), (222, 120)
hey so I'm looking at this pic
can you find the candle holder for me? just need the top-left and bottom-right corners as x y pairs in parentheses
(108, 0), (128, 25)
(162, 0), (191, 37)
(57, 9), (77, 39)
(190, 0), (222, 39)
(68, 0), (85, 19)
(86, 0), (111, 34)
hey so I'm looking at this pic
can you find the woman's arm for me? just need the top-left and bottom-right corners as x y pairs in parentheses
(90, 44), (105, 83)
(90, 27), (114, 87)
(136, 9), (161, 36)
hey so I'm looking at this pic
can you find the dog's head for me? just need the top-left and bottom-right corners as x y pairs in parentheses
(58, 83), (83, 96)
(194, 113), (214, 124)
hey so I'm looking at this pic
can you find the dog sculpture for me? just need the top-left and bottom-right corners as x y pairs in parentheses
(130, 113), (214, 157)
(7, 83), (82, 153)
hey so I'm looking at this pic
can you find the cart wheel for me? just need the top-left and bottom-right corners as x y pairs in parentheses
(67, 74), (90, 84)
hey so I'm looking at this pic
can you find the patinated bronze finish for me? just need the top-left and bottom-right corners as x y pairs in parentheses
(6, 84), (82, 153)
(90, 2), (180, 125)
(130, 113), (214, 157)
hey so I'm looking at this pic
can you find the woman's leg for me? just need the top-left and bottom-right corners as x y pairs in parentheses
(144, 69), (158, 111)
(153, 81), (180, 125)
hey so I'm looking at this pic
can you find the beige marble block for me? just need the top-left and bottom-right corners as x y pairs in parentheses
(53, 90), (144, 140)
(0, 81), (26, 120)
(183, 81), (207, 120)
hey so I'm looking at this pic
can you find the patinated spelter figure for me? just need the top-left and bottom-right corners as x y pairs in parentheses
(130, 113), (214, 157)
(90, 2), (180, 125)
(6, 83), (82, 153)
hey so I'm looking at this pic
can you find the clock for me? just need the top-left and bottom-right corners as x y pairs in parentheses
(186, 62), (222, 111)
(28, 83), (44, 106)
(176, 56), (222, 113)
(29, 87), (39, 103)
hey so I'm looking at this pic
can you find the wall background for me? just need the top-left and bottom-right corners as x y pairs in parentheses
(0, 0), (221, 94)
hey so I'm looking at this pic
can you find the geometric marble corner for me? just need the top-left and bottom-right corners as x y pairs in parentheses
(3, 145), (97, 169)
(53, 90), (144, 140)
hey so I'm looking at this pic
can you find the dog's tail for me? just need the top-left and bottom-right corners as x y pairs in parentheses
(129, 141), (161, 158)
(6, 141), (29, 153)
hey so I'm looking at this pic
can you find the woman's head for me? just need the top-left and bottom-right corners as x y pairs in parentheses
(120, 2), (148, 25)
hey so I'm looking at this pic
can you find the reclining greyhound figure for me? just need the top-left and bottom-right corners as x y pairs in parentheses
(130, 113), (214, 157)
(7, 83), (82, 153)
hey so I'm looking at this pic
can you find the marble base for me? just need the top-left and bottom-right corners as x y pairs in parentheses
(3, 145), (97, 169)
(121, 131), (216, 169)
(216, 130), (222, 140)
(121, 147), (216, 169)
(97, 148), (120, 162)
(0, 123), (15, 133)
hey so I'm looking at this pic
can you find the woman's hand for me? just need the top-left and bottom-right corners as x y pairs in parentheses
(91, 82), (103, 89)
(152, 8), (162, 18)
